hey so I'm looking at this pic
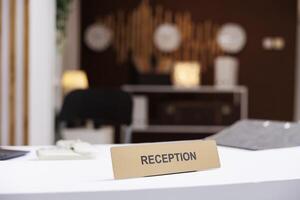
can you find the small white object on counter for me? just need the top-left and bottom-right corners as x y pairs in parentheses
(36, 148), (90, 160)
(72, 141), (98, 157)
(36, 140), (98, 160)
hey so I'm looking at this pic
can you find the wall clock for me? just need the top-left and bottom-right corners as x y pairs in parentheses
(153, 23), (181, 52)
(217, 23), (247, 53)
(84, 24), (113, 52)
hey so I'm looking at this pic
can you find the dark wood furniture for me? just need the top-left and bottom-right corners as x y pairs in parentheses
(122, 85), (248, 143)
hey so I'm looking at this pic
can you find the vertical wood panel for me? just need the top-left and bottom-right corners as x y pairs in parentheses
(0, 0), (2, 145)
(9, 0), (16, 145)
(23, 0), (29, 144)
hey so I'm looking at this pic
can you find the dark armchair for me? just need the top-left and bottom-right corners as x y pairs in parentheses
(57, 89), (133, 143)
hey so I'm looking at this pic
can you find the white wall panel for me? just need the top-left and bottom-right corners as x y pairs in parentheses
(29, 0), (55, 145)
(15, 0), (24, 145)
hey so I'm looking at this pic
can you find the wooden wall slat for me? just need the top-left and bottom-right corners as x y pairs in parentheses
(9, 0), (16, 145)
(0, 0), (2, 145)
(23, 0), (29, 145)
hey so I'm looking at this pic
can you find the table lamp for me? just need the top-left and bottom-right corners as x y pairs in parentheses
(61, 70), (88, 94)
(172, 61), (201, 87)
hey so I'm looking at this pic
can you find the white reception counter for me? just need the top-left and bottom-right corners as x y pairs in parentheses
(0, 145), (300, 200)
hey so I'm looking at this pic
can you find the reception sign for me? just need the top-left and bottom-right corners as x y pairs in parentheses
(111, 140), (220, 179)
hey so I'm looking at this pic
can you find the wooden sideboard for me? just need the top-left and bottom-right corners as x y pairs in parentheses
(122, 85), (248, 143)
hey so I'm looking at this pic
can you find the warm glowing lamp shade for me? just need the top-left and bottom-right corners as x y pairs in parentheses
(172, 62), (201, 87)
(62, 70), (89, 93)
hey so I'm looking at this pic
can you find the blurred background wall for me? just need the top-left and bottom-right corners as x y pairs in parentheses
(80, 0), (297, 121)
(0, 0), (300, 145)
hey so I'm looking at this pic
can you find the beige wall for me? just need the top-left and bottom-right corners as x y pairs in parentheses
(63, 0), (80, 70)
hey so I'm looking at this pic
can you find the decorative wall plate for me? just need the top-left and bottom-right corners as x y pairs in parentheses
(217, 23), (247, 53)
(153, 23), (181, 52)
(84, 24), (113, 51)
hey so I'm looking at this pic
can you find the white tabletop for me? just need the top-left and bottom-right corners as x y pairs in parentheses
(1, 145), (300, 200)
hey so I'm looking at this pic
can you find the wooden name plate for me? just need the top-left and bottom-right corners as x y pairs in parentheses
(111, 140), (220, 179)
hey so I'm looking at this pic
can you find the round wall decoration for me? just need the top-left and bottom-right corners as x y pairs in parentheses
(153, 23), (181, 52)
(84, 24), (113, 52)
(217, 23), (247, 53)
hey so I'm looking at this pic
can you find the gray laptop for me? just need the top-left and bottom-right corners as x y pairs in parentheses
(209, 119), (300, 150)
